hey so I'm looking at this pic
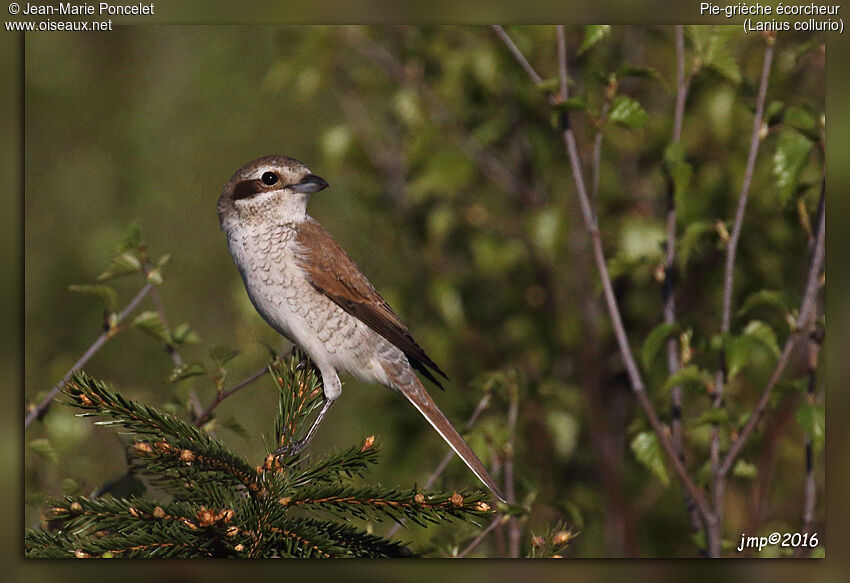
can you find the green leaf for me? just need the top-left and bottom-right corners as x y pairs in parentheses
(662, 365), (712, 392)
(219, 416), (250, 442)
(209, 345), (241, 367)
(733, 459), (757, 480)
(131, 311), (170, 344)
(678, 221), (713, 270)
(616, 63), (661, 81)
(688, 26), (741, 84)
(28, 438), (58, 464)
(67, 284), (118, 312)
(170, 323), (200, 345)
(775, 377), (808, 396)
(630, 431), (669, 486)
(773, 129), (813, 204)
(535, 77), (561, 94)
(577, 25), (611, 55)
(796, 402), (825, 455)
(119, 222), (144, 253)
(784, 106), (816, 132)
(168, 363), (207, 384)
(641, 322), (680, 370)
(61, 478), (82, 496)
(97, 251), (142, 281)
(692, 408), (730, 428)
(737, 290), (790, 319)
(765, 100), (785, 124)
(725, 335), (756, 381)
(553, 96), (590, 113)
(663, 142), (694, 209)
(726, 321), (780, 380)
(146, 269), (163, 286)
(609, 95), (648, 129)
(742, 320), (781, 358)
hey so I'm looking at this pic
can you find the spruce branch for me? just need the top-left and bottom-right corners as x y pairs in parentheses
(28, 350), (496, 558)
(277, 485), (491, 527)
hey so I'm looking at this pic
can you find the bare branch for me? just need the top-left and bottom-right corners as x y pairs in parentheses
(194, 365), (269, 427)
(714, 40), (776, 402)
(660, 25), (703, 536)
(25, 283), (153, 428)
(494, 24), (714, 522)
(719, 181), (824, 478)
(457, 514), (505, 558)
(704, 39), (776, 556)
(794, 321), (821, 558)
(505, 384), (520, 558)
(492, 26), (543, 85)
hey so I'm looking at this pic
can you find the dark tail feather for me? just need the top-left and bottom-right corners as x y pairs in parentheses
(400, 378), (506, 502)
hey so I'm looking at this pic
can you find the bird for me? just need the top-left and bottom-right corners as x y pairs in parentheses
(217, 155), (505, 502)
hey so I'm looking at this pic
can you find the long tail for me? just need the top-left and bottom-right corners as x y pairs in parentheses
(400, 378), (506, 502)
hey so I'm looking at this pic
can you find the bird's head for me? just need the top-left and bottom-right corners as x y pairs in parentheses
(217, 155), (328, 231)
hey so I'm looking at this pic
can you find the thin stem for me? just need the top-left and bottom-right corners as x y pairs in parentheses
(707, 39), (775, 556)
(716, 41), (776, 343)
(25, 284), (153, 428)
(492, 26), (543, 85)
(505, 385), (520, 557)
(457, 515), (505, 558)
(141, 262), (203, 419)
(507, 24), (715, 523)
(591, 100), (611, 220)
(793, 324), (820, 558)
(666, 24), (702, 537)
(194, 365), (269, 427)
(719, 183), (824, 479)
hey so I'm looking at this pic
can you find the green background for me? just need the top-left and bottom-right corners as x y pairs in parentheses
(24, 25), (824, 557)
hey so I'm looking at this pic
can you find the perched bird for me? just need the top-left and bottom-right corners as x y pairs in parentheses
(218, 155), (505, 501)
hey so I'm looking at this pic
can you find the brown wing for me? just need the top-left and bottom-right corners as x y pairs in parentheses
(296, 218), (448, 389)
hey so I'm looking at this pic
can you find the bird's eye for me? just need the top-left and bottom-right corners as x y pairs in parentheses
(261, 172), (278, 186)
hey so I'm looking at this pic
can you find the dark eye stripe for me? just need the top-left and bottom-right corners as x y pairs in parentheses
(230, 178), (265, 200)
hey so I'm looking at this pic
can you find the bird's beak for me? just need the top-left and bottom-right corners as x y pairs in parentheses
(290, 174), (328, 194)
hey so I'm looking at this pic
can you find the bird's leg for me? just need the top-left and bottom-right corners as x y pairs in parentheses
(276, 396), (336, 457)
(274, 366), (341, 458)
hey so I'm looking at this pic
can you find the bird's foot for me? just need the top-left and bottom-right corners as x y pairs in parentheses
(274, 437), (310, 458)
(274, 434), (313, 457)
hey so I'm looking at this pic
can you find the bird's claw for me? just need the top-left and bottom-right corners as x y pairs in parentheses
(274, 438), (309, 458)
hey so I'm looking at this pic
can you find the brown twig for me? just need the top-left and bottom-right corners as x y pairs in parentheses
(491, 23), (714, 528)
(25, 284), (153, 428)
(664, 24), (703, 537)
(493, 25), (543, 85)
(456, 514), (505, 558)
(719, 183), (824, 480)
(497, 23), (724, 552)
(794, 319), (821, 557)
(505, 383), (521, 557)
(709, 42), (776, 543)
(194, 365), (270, 427)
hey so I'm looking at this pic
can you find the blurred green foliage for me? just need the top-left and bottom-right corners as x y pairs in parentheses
(25, 26), (824, 557)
